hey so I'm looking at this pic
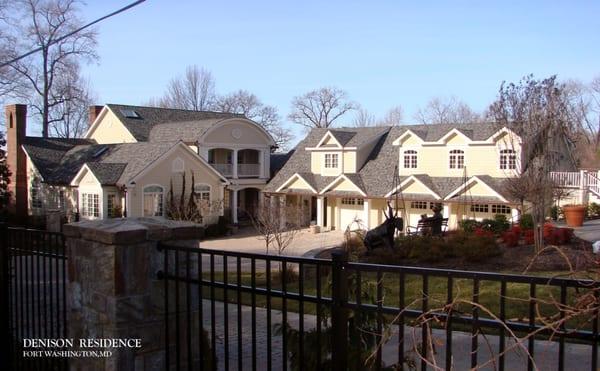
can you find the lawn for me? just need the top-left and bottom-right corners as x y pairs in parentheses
(189, 265), (595, 334)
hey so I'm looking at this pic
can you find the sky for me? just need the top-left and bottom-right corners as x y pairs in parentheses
(80, 0), (600, 146)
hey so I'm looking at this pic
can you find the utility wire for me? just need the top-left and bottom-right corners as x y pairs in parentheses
(0, 0), (146, 68)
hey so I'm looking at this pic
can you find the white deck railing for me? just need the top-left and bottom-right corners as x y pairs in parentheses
(210, 163), (232, 176)
(238, 163), (260, 177)
(550, 170), (600, 197)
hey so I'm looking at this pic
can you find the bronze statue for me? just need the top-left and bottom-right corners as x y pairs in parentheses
(363, 203), (403, 251)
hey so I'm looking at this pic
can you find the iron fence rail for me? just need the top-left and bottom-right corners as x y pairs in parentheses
(0, 225), (68, 371)
(158, 243), (599, 371)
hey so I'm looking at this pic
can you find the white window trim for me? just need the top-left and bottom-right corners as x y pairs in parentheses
(194, 183), (211, 202)
(499, 149), (517, 170)
(80, 192), (101, 219)
(323, 152), (340, 169)
(403, 149), (418, 169)
(448, 149), (465, 169)
(142, 184), (165, 217)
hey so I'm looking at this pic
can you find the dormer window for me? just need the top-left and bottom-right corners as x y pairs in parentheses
(449, 149), (464, 169)
(403, 150), (417, 168)
(499, 149), (516, 169)
(324, 153), (339, 168)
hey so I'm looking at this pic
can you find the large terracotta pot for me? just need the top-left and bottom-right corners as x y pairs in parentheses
(562, 205), (586, 227)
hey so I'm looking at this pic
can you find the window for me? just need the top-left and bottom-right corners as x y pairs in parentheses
(55, 190), (66, 210)
(143, 185), (164, 217)
(107, 194), (118, 218)
(499, 149), (516, 170)
(194, 184), (211, 207)
(470, 204), (489, 213)
(403, 150), (417, 168)
(324, 153), (339, 168)
(172, 157), (184, 173)
(492, 204), (511, 214)
(119, 109), (140, 119)
(341, 198), (364, 206)
(81, 193), (99, 218)
(410, 201), (428, 209)
(449, 149), (464, 169)
(31, 184), (42, 209)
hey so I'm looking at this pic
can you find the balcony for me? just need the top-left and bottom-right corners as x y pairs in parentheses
(238, 163), (260, 177)
(210, 163), (233, 177)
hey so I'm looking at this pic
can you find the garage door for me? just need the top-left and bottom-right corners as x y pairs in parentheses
(339, 198), (365, 231)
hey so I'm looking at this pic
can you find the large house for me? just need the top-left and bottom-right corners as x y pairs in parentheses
(6, 104), (276, 224)
(263, 124), (575, 232)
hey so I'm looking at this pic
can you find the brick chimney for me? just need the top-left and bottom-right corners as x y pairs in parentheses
(6, 104), (28, 220)
(88, 105), (104, 127)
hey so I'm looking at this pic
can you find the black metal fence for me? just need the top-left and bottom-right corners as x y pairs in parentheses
(0, 225), (69, 371)
(158, 242), (599, 371)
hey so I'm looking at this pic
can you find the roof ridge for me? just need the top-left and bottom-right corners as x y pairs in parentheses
(106, 103), (246, 116)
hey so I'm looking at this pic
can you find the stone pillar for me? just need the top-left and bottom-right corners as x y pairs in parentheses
(232, 189), (238, 224)
(63, 218), (203, 371)
(232, 149), (239, 179)
(363, 198), (370, 229)
(316, 197), (324, 226)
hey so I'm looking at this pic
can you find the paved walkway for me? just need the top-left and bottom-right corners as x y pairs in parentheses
(200, 226), (344, 257)
(554, 219), (600, 244)
(196, 300), (597, 371)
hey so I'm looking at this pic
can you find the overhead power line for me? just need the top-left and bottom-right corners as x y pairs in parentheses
(0, 0), (147, 68)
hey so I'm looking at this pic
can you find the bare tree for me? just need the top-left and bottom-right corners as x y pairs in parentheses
(379, 105), (404, 126)
(352, 107), (376, 127)
(414, 96), (481, 125)
(215, 89), (293, 150)
(288, 87), (357, 129)
(489, 75), (577, 251)
(48, 66), (96, 138)
(5, 0), (98, 137)
(250, 197), (299, 258)
(563, 77), (600, 167)
(150, 65), (216, 111)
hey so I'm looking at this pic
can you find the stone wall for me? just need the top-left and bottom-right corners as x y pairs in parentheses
(64, 217), (203, 371)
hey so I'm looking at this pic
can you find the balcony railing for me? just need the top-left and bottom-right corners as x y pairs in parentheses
(210, 163), (232, 176)
(238, 163), (260, 177)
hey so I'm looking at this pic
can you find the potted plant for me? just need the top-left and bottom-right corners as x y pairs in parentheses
(562, 204), (587, 227)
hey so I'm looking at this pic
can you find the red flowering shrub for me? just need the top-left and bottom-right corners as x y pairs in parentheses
(510, 225), (522, 236)
(474, 227), (494, 238)
(546, 227), (574, 245)
(523, 229), (535, 245)
(502, 231), (519, 247)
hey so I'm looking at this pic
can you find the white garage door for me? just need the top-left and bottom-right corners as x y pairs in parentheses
(339, 198), (365, 231)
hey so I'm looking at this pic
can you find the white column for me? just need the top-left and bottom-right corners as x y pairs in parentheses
(316, 196), (324, 226)
(279, 195), (286, 227)
(580, 170), (588, 204)
(233, 149), (239, 179)
(363, 198), (370, 229)
(232, 189), (238, 224)
(511, 207), (519, 224)
(259, 150), (265, 178)
(442, 204), (450, 219)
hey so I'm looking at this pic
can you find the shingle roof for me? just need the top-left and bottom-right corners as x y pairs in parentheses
(22, 137), (97, 183)
(85, 163), (127, 185)
(106, 104), (243, 141)
(24, 137), (180, 186)
(148, 119), (224, 142)
(265, 122), (513, 201)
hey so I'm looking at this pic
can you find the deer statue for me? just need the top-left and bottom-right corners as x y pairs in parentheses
(363, 202), (404, 251)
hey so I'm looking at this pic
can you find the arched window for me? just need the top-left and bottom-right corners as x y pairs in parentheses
(499, 149), (516, 169)
(403, 150), (417, 168)
(449, 149), (464, 169)
(143, 185), (164, 217)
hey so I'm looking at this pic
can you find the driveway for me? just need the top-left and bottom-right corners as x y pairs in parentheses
(199, 226), (345, 257)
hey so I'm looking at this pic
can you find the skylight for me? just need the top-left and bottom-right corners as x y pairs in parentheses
(119, 109), (141, 119)
(93, 146), (108, 158)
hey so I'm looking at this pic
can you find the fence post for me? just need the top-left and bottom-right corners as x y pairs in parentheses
(0, 223), (10, 371)
(331, 250), (348, 371)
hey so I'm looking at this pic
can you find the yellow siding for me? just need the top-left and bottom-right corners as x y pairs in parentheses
(343, 151), (356, 173)
(397, 143), (520, 178)
(444, 132), (469, 145)
(87, 109), (137, 144)
(402, 179), (436, 195)
(321, 135), (339, 146)
(282, 176), (314, 191)
(330, 177), (362, 193)
(464, 181), (501, 197)
(203, 121), (269, 145)
(127, 146), (225, 220)
(400, 134), (422, 146)
(369, 198), (386, 229)
(310, 152), (321, 173)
